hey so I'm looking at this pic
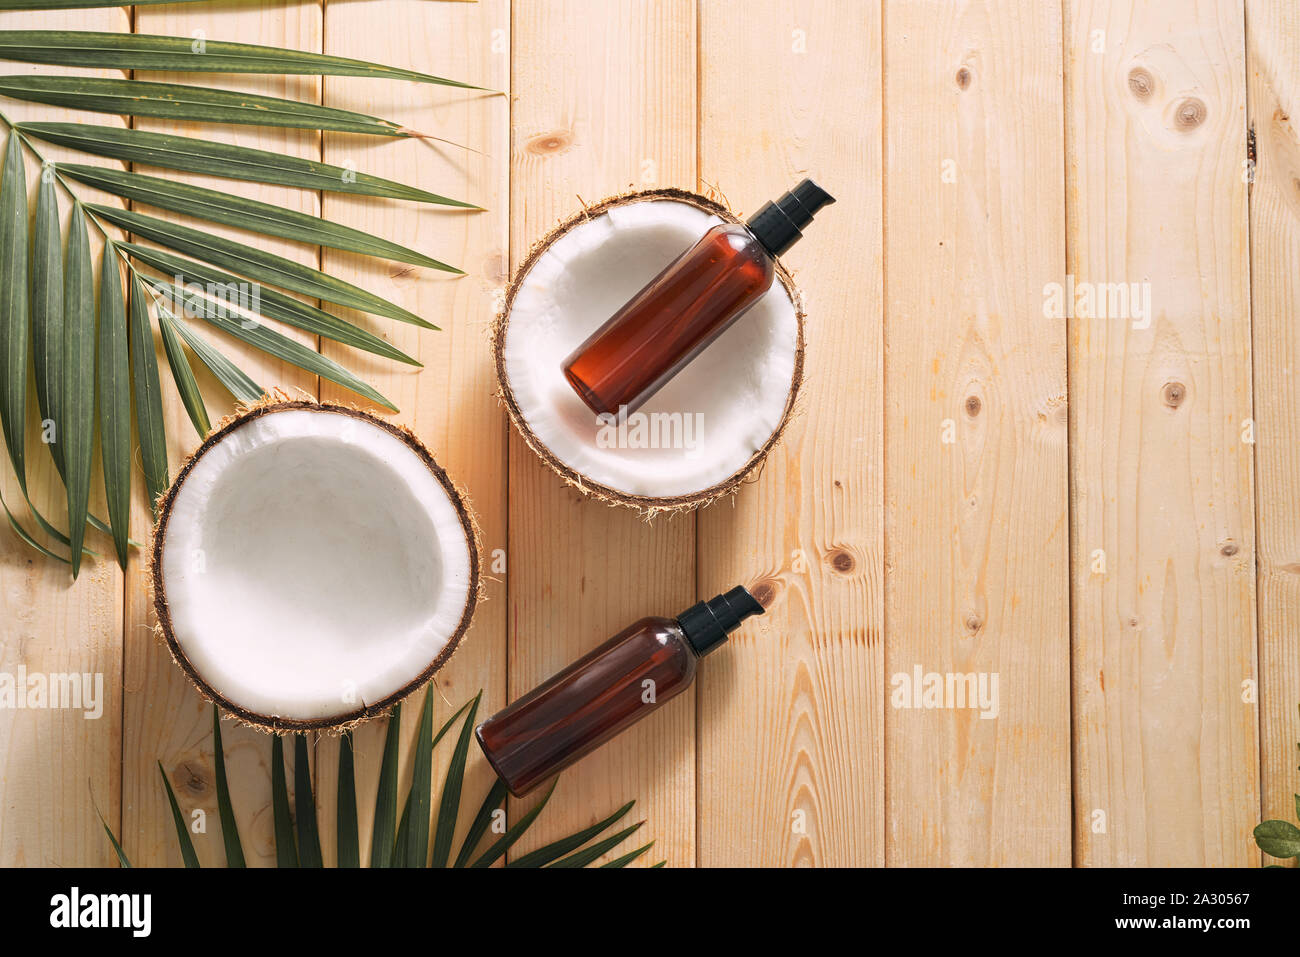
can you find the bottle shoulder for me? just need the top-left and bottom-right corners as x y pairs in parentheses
(634, 615), (686, 640)
(703, 223), (775, 275)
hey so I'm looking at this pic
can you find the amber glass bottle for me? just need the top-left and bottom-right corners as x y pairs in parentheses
(562, 179), (834, 417)
(475, 586), (765, 797)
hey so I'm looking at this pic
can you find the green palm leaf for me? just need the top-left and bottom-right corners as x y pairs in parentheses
(294, 734), (323, 868)
(165, 313), (261, 404)
(61, 165), (459, 273)
(89, 204), (428, 327)
(3, 147), (103, 556)
(97, 810), (131, 868)
(600, 842), (655, 868)
(62, 204), (94, 578)
(336, 731), (359, 868)
(124, 241), (425, 361)
(97, 242), (129, 568)
(0, 30), (487, 90)
(392, 796), (413, 867)
(398, 690), (436, 868)
(18, 122), (478, 207)
(271, 735), (298, 868)
(128, 275), (169, 515)
(0, 487), (67, 563)
(471, 781), (558, 868)
(507, 800), (634, 868)
(147, 278), (396, 412)
(547, 822), (644, 868)
(453, 779), (508, 868)
(157, 761), (199, 868)
(155, 306), (210, 438)
(211, 706), (245, 868)
(0, 76), (414, 137)
(431, 692), (481, 867)
(0, 133), (28, 493)
(111, 693), (660, 869)
(369, 703), (401, 868)
(31, 167), (62, 474)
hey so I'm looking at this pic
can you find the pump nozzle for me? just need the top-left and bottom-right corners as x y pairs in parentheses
(676, 585), (766, 657)
(746, 178), (836, 258)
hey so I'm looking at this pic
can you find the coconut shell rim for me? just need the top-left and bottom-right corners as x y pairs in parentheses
(493, 187), (806, 513)
(150, 398), (482, 734)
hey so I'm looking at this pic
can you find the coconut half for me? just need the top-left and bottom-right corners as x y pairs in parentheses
(151, 401), (479, 731)
(495, 189), (804, 510)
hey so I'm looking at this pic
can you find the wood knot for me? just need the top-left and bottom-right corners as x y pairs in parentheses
(525, 129), (574, 155)
(964, 395), (981, 417)
(955, 67), (972, 90)
(175, 760), (211, 798)
(1127, 68), (1154, 100)
(1220, 541), (1239, 557)
(1174, 97), (1207, 130)
(1128, 616), (1140, 628)
(1161, 381), (1186, 408)
(749, 579), (779, 609)
(829, 549), (855, 574)
(964, 614), (982, 634)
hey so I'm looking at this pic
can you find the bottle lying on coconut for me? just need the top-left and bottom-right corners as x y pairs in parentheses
(475, 586), (765, 796)
(561, 179), (835, 416)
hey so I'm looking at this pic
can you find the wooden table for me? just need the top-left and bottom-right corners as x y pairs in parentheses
(0, 0), (1295, 867)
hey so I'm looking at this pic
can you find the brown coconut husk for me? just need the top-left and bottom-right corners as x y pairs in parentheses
(493, 187), (806, 514)
(149, 396), (482, 734)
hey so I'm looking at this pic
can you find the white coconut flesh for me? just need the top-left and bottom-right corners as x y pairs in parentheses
(502, 198), (800, 500)
(155, 406), (476, 726)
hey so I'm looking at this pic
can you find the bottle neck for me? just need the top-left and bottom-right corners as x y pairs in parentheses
(675, 586), (766, 657)
(744, 178), (835, 258)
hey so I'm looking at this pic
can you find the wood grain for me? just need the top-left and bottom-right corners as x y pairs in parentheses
(1246, 0), (1300, 858)
(1066, 0), (1259, 866)
(507, 0), (697, 865)
(696, 0), (884, 867)
(0, 0), (1294, 869)
(121, 1), (324, 866)
(313, 0), (510, 865)
(0, 6), (128, 866)
(883, 0), (1072, 866)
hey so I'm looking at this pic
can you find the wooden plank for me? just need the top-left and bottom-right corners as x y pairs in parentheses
(121, 1), (324, 866)
(883, 0), (1072, 866)
(1066, 0), (1259, 866)
(313, 0), (510, 865)
(0, 6), (128, 868)
(1246, 0), (1300, 852)
(695, 0), (883, 867)
(507, 0), (697, 866)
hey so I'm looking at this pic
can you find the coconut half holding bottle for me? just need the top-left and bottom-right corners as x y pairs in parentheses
(494, 180), (834, 510)
(150, 400), (480, 731)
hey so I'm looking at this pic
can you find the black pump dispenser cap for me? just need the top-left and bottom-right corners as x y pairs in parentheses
(745, 178), (835, 258)
(676, 585), (765, 657)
